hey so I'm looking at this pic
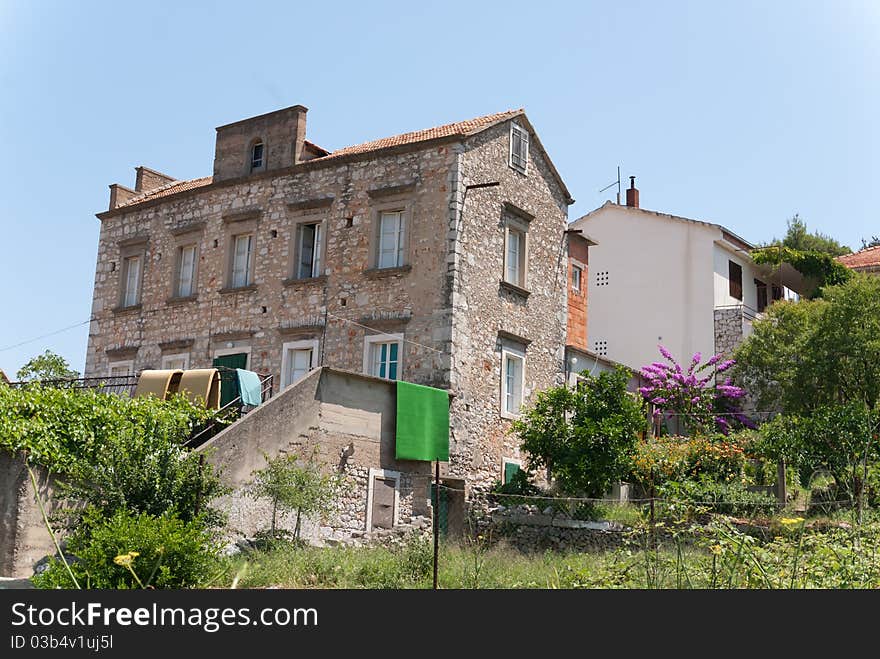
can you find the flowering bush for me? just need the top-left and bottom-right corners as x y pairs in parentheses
(630, 435), (748, 486)
(638, 345), (751, 435)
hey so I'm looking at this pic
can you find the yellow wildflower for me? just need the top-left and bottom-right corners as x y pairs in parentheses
(779, 517), (805, 526)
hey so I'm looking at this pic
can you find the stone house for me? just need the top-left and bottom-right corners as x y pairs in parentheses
(83, 104), (583, 535)
(569, 178), (808, 373)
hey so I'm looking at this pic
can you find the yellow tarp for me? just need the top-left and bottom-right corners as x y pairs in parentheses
(133, 370), (182, 400)
(177, 369), (221, 410)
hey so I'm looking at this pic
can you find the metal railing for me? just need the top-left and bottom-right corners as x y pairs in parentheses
(715, 303), (762, 322)
(6, 370), (274, 449)
(6, 375), (139, 397)
(184, 370), (274, 448)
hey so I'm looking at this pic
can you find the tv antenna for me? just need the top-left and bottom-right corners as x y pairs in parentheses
(599, 166), (621, 204)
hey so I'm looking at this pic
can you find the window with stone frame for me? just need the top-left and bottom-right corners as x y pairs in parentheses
(502, 212), (529, 290)
(281, 339), (319, 388)
(250, 140), (264, 171)
(363, 333), (403, 380)
(377, 210), (406, 269)
(501, 344), (525, 417)
(116, 237), (148, 309)
(294, 221), (324, 279)
(161, 353), (190, 370)
(229, 233), (255, 288)
(509, 121), (529, 174)
(108, 360), (134, 377)
(174, 243), (198, 298)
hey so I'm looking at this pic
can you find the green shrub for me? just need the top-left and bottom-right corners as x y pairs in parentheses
(659, 478), (778, 517)
(33, 508), (218, 589)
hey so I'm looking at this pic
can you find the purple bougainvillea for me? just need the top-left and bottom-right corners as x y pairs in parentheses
(637, 345), (752, 435)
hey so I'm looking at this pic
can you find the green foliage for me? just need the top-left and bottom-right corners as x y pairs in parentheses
(751, 245), (853, 299)
(629, 434), (748, 488)
(772, 214), (852, 257)
(246, 451), (340, 539)
(16, 349), (80, 381)
(658, 478), (778, 517)
(33, 508), (218, 589)
(513, 366), (647, 498)
(734, 275), (880, 414)
(0, 385), (224, 524)
(754, 402), (879, 502)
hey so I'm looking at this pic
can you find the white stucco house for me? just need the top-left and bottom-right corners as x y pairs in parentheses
(569, 180), (805, 372)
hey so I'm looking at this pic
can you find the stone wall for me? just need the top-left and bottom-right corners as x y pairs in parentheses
(447, 120), (570, 491)
(200, 367), (432, 545)
(86, 142), (456, 392)
(713, 306), (744, 358)
(0, 453), (66, 578)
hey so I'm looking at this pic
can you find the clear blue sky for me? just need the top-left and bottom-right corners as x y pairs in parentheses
(1, 0), (877, 377)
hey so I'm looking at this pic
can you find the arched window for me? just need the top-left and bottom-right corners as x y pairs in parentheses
(250, 140), (264, 171)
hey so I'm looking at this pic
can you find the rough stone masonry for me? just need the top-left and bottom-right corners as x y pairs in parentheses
(84, 104), (580, 531)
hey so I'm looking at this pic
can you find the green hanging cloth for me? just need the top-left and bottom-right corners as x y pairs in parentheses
(395, 380), (449, 461)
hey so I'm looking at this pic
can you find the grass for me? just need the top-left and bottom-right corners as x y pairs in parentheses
(212, 515), (880, 589)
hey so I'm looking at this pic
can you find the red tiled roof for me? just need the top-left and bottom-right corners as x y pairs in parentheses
(117, 176), (213, 208)
(837, 245), (880, 270)
(311, 109), (522, 162)
(114, 109), (523, 210)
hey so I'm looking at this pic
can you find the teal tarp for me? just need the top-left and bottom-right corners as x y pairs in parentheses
(236, 369), (263, 406)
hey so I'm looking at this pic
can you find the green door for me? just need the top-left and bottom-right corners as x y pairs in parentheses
(212, 353), (248, 408)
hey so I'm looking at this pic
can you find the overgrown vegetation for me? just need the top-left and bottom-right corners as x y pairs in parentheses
(512, 366), (646, 498)
(15, 349), (80, 381)
(246, 451), (341, 542)
(33, 508), (219, 589)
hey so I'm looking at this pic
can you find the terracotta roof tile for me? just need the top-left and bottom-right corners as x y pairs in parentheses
(836, 245), (880, 270)
(114, 109), (522, 210)
(117, 176), (213, 208)
(311, 109), (522, 162)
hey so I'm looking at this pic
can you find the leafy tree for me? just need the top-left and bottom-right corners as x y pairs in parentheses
(637, 345), (749, 436)
(774, 214), (851, 257)
(16, 349), (80, 381)
(0, 385), (224, 524)
(247, 451), (340, 540)
(513, 366), (647, 498)
(755, 403), (879, 502)
(734, 275), (880, 415)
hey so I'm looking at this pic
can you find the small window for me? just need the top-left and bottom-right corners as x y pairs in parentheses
(281, 340), (318, 388)
(594, 340), (608, 356)
(509, 122), (529, 174)
(296, 222), (323, 279)
(771, 284), (783, 301)
(596, 271), (609, 287)
(161, 353), (189, 370)
(251, 141), (264, 171)
(231, 234), (254, 288)
(176, 244), (197, 297)
(501, 348), (525, 416)
(377, 210), (405, 269)
(108, 360), (133, 377)
(364, 334), (403, 381)
(572, 264), (583, 292)
(729, 260), (743, 301)
(504, 226), (527, 288)
(122, 255), (142, 307)
(755, 279), (768, 312)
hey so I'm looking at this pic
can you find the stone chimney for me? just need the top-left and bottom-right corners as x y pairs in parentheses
(135, 166), (176, 193)
(625, 176), (639, 208)
(212, 105), (309, 182)
(108, 183), (138, 210)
